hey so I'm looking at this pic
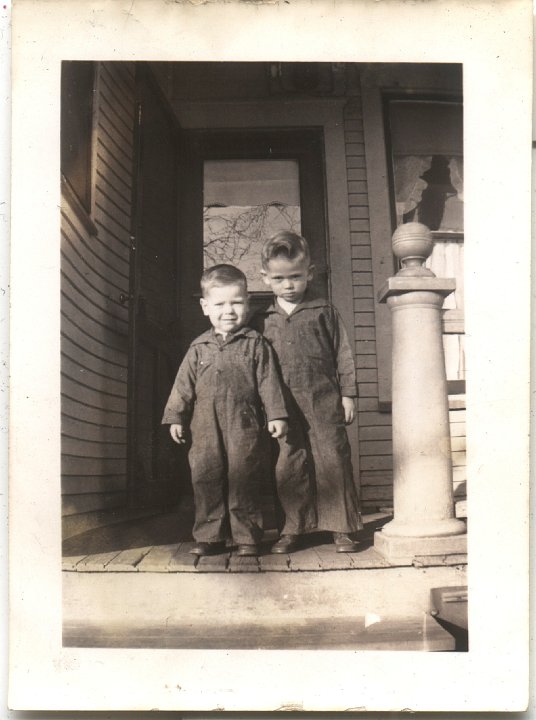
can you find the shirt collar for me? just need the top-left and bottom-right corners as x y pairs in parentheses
(263, 290), (329, 315)
(191, 325), (256, 346)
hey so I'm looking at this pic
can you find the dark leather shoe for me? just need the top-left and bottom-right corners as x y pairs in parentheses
(333, 532), (360, 553)
(271, 534), (299, 554)
(236, 544), (259, 557)
(189, 541), (226, 556)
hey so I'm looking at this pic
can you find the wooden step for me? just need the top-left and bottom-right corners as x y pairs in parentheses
(63, 564), (467, 651)
(63, 613), (454, 651)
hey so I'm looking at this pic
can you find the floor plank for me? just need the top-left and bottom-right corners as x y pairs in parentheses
(314, 545), (355, 570)
(136, 544), (182, 572)
(195, 552), (230, 572)
(76, 551), (123, 572)
(413, 554), (468, 568)
(228, 554), (260, 573)
(258, 553), (290, 572)
(167, 542), (198, 572)
(106, 547), (152, 572)
(350, 546), (392, 569)
(62, 554), (88, 571)
(288, 548), (322, 571)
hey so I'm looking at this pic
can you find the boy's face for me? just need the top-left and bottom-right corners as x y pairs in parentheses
(261, 255), (313, 304)
(200, 283), (249, 335)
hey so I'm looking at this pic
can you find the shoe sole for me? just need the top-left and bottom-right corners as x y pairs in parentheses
(189, 546), (226, 556)
(335, 545), (360, 553)
(271, 545), (299, 554)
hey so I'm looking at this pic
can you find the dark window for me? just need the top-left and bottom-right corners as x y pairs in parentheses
(387, 99), (463, 233)
(61, 61), (95, 213)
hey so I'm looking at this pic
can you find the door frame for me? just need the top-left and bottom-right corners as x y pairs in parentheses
(171, 97), (361, 489)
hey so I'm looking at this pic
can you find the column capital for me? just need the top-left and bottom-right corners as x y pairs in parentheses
(378, 276), (456, 303)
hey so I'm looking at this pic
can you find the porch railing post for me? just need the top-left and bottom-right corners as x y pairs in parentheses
(374, 222), (467, 564)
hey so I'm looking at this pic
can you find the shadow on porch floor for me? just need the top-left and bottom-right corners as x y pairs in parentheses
(62, 510), (467, 574)
(62, 508), (396, 572)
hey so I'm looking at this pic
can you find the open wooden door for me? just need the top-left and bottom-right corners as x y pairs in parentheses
(127, 65), (183, 509)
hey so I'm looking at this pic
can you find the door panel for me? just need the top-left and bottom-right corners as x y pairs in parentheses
(128, 66), (182, 509)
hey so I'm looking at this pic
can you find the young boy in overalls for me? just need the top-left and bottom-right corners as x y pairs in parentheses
(162, 264), (288, 557)
(256, 231), (363, 553)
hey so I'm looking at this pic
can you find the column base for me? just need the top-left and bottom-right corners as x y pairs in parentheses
(374, 530), (467, 566)
(380, 517), (466, 538)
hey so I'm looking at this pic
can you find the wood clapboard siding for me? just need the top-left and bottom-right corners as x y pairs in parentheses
(61, 336), (127, 384)
(61, 62), (135, 527)
(62, 214), (129, 290)
(344, 97), (389, 510)
(62, 395), (126, 429)
(344, 92), (467, 511)
(62, 349), (127, 395)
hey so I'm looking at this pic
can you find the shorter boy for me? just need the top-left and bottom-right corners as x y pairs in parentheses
(162, 264), (288, 557)
(256, 231), (363, 553)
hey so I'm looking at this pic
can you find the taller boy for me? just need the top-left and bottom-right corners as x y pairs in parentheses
(256, 231), (363, 553)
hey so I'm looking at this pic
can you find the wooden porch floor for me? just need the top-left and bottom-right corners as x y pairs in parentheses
(62, 512), (467, 573)
(63, 511), (468, 651)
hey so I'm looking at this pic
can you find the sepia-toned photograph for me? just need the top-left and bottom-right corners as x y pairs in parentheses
(60, 60), (468, 652)
(8, 0), (530, 712)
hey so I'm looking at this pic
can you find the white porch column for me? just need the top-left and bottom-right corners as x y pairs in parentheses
(374, 223), (467, 564)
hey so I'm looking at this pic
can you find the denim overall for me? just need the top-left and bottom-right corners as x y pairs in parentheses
(254, 294), (363, 535)
(162, 327), (287, 544)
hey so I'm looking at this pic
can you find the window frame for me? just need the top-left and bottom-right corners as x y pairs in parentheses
(385, 94), (464, 339)
(60, 61), (98, 235)
(360, 64), (463, 409)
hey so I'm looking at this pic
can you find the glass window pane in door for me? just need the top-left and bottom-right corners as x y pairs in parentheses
(203, 159), (301, 292)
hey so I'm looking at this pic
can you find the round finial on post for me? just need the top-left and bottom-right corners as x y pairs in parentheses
(392, 222), (435, 277)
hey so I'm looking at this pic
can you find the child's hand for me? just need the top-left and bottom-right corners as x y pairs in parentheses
(170, 423), (187, 444)
(268, 419), (288, 438)
(341, 397), (355, 425)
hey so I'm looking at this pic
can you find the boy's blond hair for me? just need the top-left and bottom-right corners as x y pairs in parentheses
(261, 230), (311, 270)
(200, 264), (248, 297)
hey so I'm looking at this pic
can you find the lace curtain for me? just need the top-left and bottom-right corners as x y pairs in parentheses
(393, 155), (464, 231)
(394, 155), (432, 224)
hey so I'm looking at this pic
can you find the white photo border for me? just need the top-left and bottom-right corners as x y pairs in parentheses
(9, 0), (532, 712)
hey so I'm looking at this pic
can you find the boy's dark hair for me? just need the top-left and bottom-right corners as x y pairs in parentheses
(200, 264), (248, 297)
(261, 230), (311, 270)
